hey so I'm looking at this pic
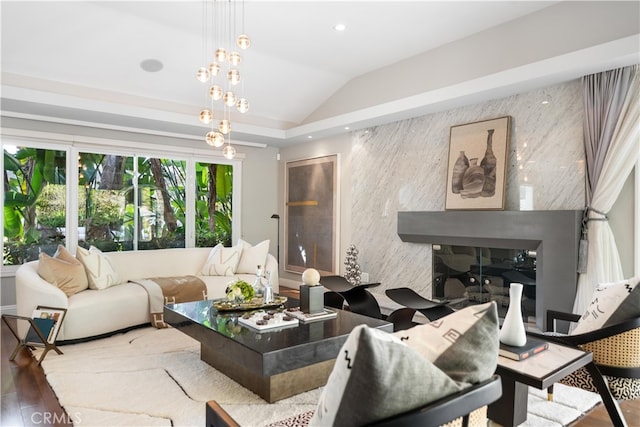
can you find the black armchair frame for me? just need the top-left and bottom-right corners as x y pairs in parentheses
(530, 311), (640, 427)
(205, 375), (502, 427)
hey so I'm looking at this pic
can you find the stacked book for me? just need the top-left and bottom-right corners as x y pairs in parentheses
(499, 336), (549, 361)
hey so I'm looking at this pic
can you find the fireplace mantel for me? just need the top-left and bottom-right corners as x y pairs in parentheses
(397, 210), (582, 330)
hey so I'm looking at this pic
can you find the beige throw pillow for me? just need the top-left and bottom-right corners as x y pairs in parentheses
(236, 239), (270, 274)
(38, 245), (89, 297)
(76, 245), (122, 290)
(201, 244), (243, 276)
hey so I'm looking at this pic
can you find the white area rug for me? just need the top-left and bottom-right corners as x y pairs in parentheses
(36, 327), (601, 426)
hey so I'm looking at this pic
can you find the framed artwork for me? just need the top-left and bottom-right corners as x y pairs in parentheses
(445, 116), (511, 210)
(285, 154), (339, 275)
(32, 306), (67, 344)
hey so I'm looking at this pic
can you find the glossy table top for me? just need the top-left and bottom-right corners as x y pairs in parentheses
(164, 297), (392, 355)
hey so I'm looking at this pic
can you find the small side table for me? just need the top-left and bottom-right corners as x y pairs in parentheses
(489, 340), (593, 427)
(2, 314), (64, 365)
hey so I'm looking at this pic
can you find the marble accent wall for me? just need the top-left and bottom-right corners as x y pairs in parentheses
(352, 80), (585, 296)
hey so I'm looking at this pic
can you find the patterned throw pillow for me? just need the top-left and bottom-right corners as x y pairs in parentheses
(571, 277), (640, 335)
(38, 245), (89, 297)
(393, 301), (499, 384)
(309, 325), (463, 427)
(200, 244), (243, 276)
(76, 245), (122, 290)
(235, 239), (270, 274)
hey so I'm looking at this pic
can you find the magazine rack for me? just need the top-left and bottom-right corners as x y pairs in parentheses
(1, 314), (64, 365)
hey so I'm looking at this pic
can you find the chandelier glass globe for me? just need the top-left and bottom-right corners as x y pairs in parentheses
(237, 34), (250, 50)
(208, 62), (221, 76)
(229, 52), (242, 66)
(223, 144), (236, 159)
(223, 91), (237, 107)
(236, 98), (250, 113)
(206, 131), (225, 147)
(227, 69), (241, 85)
(196, 67), (210, 82)
(205, 131), (217, 146)
(199, 109), (213, 124)
(218, 119), (231, 134)
(209, 85), (223, 100)
(215, 48), (227, 62)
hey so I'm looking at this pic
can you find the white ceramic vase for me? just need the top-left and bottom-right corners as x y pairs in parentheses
(499, 282), (527, 347)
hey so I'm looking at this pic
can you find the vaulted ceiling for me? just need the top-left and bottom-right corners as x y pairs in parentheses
(1, 1), (638, 148)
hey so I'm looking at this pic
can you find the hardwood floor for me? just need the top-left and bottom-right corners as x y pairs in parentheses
(1, 317), (71, 427)
(2, 311), (638, 426)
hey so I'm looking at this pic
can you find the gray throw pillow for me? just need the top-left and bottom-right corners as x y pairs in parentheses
(394, 301), (499, 384)
(310, 325), (463, 427)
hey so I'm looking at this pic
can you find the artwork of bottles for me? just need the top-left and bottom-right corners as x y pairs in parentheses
(451, 151), (469, 194)
(450, 129), (497, 199)
(481, 129), (497, 197)
(460, 158), (485, 198)
(446, 116), (510, 210)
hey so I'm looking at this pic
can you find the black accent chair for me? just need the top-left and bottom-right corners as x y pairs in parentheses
(205, 375), (502, 427)
(320, 275), (383, 319)
(529, 310), (640, 427)
(385, 287), (456, 325)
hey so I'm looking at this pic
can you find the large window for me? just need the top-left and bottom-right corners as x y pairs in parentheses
(78, 152), (133, 251)
(3, 145), (67, 265)
(137, 156), (186, 250)
(3, 138), (237, 266)
(195, 161), (233, 247)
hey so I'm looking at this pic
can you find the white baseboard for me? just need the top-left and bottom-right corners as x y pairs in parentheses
(1, 305), (17, 316)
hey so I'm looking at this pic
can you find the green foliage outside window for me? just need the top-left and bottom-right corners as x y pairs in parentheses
(3, 146), (235, 265)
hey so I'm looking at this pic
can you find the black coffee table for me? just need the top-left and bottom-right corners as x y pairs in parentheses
(164, 298), (392, 402)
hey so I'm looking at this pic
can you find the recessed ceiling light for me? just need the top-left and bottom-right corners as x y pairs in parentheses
(333, 23), (346, 32)
(307, 135), (313, 139)
(541, 100), (550, 105)
(344, 126), (350, 130)
(140, 58), (163, 72)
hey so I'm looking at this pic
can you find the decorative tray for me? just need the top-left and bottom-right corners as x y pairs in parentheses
(237, 310), (299, 331)
(213, 296), (288, 312)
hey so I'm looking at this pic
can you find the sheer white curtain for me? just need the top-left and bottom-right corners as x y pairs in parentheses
(573, 65), (640, 316)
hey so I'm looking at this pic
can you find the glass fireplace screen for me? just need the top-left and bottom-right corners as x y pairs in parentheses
(432, 245), (537, 323)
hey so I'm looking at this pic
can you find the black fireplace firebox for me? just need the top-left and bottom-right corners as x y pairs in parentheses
(397, 210), (582, 332)
(433, 244), (537, 323)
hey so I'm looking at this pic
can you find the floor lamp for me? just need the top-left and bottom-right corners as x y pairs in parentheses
(270, 214), (280, 265)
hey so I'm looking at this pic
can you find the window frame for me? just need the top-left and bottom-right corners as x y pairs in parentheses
(2, 130), (243, 272)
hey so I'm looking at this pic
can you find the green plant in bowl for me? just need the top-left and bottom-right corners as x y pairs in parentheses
(225, 280), (255, 302)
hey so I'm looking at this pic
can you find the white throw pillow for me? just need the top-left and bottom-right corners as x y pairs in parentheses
(201, 244), (243, 276)
(235, 239), (270, 274)
(571, 277), (640, 335)
(76, 245), (122, 290)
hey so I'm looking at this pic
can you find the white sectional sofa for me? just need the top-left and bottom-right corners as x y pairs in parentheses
(16, 246), (279, 341)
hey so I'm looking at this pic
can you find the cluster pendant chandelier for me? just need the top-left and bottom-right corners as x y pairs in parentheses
(197, 0), (250, 159)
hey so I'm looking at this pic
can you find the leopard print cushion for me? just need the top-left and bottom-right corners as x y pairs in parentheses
(266, 410), (314, 427)
(560, 367), (640, 400)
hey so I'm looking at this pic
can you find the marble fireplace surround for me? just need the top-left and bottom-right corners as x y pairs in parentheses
(397, 210), (582, 331)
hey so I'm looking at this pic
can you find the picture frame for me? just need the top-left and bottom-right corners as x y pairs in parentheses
(32, 306), (67, 344)
(445, 116), (511, 210)
(285, 154), (339, 275)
